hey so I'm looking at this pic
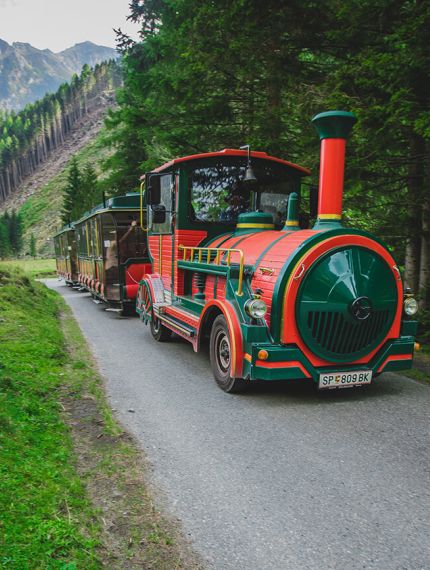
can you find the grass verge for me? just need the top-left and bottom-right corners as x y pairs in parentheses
(0, 258), (56, 278)
(403, 350), (430, 385)
(0, 265), (202, 569)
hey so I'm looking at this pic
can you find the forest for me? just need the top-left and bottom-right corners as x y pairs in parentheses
(0, 59), (121, 203)
(100, 0), (429, 317)
(0, 210), (24, 258)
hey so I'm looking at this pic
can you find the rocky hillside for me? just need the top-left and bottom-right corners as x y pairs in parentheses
(0, 107), (113, 256)
(0, 39), (117, 110)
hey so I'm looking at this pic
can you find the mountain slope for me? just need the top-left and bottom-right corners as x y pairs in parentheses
(0, 39), (117, 110)
(0, 113), (113, 256)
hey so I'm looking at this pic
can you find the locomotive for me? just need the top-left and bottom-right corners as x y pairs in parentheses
(136, 111), (419, 392)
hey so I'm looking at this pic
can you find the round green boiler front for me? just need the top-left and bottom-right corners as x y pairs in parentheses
(296, 246), (398, 363)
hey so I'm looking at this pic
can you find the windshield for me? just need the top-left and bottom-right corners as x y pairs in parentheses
(189, 158), (300, 225)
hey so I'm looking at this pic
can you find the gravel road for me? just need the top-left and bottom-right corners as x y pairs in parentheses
(47, 279), (430, 570)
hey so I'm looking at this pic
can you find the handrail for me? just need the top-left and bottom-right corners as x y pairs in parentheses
(140, 180), (148, 231)
(178, 245), (245, 296)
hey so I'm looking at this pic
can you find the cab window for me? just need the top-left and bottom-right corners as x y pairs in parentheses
(189, 158), (299, 225)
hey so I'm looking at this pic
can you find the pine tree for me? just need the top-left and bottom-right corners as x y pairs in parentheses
(8, 210), (23, 256)
(62, 157), (82, 224)
(29, 233), (36, 258)
(0, 214), (10, 259)
(81, 163), (99, 212)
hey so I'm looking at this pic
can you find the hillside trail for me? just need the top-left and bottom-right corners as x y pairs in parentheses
(0, 99), (112, 215)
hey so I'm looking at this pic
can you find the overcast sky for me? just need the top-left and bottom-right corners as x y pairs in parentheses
(0, 0), (140, 52)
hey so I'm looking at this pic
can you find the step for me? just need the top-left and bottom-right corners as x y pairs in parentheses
(158, 313), (196, 337)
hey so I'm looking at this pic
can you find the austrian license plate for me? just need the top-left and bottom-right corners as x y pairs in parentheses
(319, 370), (372, 389)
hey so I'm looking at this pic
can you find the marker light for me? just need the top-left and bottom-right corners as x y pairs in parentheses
(404, 297), (418, 316)
(258, 350), (269, 360)
(245, 299), (267, 319)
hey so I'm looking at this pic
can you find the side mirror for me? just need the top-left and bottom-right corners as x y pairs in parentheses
(147, 175), (161, 205)
(310, 186), (318, 218)
(152, 204), (166, 225)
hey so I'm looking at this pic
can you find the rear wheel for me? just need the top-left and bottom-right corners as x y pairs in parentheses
(119, 303), (136, 317)
(150, 315), (171, 342)
(209, 315), (247, 393)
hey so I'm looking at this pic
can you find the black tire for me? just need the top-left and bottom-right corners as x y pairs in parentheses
(209, 315), (247, 393)
(150, 315), (171, 341)
(120, 303), (136, 317)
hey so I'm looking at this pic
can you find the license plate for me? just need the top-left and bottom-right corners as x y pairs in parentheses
(319, 370), (372, 389)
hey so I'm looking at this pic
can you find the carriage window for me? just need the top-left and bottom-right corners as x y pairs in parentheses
(189, 159), (299, 224)
(76, 225), (88, 255)
(116, 213), (148, 262)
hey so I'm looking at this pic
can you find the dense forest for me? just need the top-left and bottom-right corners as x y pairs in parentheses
(0, 210), (23, 258)
(102, 0), (429, 314)
(0, 59), (122, 203)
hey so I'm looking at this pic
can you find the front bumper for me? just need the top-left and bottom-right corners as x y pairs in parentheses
(243, 330), (416, 383)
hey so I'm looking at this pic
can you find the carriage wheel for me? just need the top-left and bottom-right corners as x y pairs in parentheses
(209, 315), (246, 393)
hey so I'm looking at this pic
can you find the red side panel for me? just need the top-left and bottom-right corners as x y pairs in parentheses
(161, 235), (173, 290)
(205, 275), (216, 301)
(217, 277), (227, 299)
(148, 236), (160, 273)
(174, 229), (207, 295)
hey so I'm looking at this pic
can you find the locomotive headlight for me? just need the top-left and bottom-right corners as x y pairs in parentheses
(245, 299), (267, 319)
(404, 297), (418, 316)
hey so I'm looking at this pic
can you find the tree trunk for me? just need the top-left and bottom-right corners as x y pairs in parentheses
(404, 133), (425, 292)
(418, 180), (430, 308)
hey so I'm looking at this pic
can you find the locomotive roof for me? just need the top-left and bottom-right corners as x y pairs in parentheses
(142, 149), (311, 177)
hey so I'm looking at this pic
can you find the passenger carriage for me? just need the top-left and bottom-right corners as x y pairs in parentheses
(74, 193), (151, 315)
(53, 223), (78, 286)
(137, 111), (418, 392)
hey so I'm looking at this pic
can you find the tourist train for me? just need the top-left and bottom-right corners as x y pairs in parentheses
(54, 111), (419, 392)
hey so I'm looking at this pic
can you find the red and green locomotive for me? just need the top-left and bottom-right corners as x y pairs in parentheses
(137, 111), (418, 392)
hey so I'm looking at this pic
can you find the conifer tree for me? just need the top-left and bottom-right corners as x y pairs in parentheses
(0, 214), (10, 259)
(81, 163), (99, 212)
(62, 157), (82, 224)
(29, 233), (36, 258)
(8, 210), (23, 256)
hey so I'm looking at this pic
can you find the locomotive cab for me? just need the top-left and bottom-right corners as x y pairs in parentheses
(137, 114), (418, 392)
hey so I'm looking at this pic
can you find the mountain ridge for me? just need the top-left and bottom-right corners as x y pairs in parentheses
(0, 39), (118, 111)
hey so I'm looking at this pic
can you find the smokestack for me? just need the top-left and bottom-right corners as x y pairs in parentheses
(312, 110), (357, 228)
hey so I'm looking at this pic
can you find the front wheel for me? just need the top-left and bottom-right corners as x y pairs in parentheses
(150, 315), (171, 342)
(209, 315), (247, 393)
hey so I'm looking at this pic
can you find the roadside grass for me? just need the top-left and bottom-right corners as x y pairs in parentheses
(405, 349), (430, 385)
(0, 265), (100, 569)
(0, 258), (56, 278)
(0, 266), (201, 569)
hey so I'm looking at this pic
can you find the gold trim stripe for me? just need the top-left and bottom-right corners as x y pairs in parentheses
(285, 221), (299, 227)
(318, 214), (342, 220)
(236, 223), (274, 229)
